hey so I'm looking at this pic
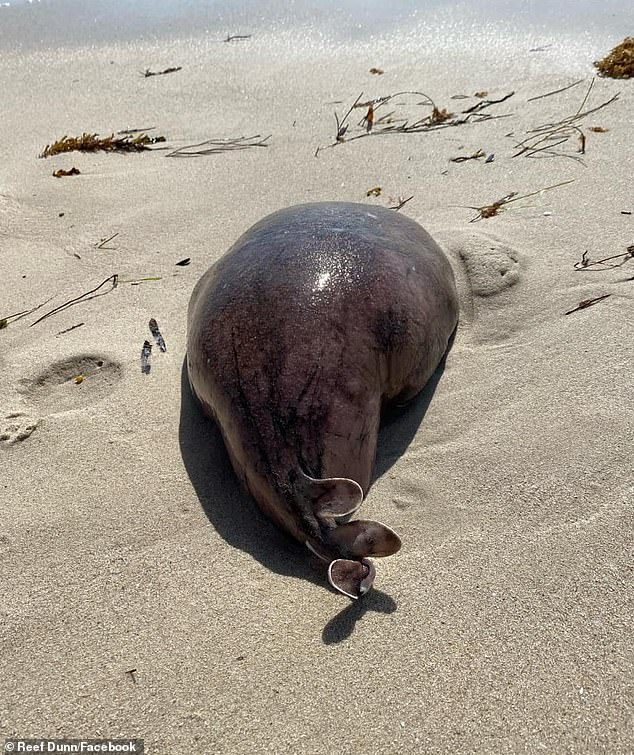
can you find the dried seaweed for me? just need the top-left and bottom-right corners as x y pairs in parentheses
(466, 179), (574, 222)
(369, 67), (384, 75)
(166, 134), (270, 158)
(142, 66), (182, 78)
(316, 90), (514, 153)
(225, 34), (252, 42)
(40, 133), (166, 158)
(513, 80), (619, 162)
(594, 37), (634, 79)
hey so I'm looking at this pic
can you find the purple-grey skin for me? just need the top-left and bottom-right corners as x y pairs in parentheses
(187, 202), (459, 599)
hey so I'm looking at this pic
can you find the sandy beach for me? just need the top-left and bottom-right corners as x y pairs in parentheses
(1, 1), (633, 752)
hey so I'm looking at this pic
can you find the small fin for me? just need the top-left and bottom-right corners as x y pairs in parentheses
(297, 470), (363, 519)
(328, 558), (376, 599)
(328, 519), (402, 559)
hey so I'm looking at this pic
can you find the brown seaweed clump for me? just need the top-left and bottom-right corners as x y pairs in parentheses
(594, 37), (634, 79)
(40, 132), (165, 158)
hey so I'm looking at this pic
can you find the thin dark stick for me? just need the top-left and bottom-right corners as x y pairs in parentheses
(0, 296), (55, 327)
(56, 322), (85, 336)
(574, 77), (595, 117)
(30, 275), (119, 327)
(389, 196), (414, 211)
(118, 127), (156, 135)
(564, 293), (611, 315)
(335, 93), (364, 141)
(574, 246), (634, 270)
(96, 232), (119, 249)
(461, 91), (515, 114)
(527, 80), (583, 102)
(142, 66), (182, 78)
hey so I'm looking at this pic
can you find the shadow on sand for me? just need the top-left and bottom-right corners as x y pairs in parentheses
(178, 343), (451, 642)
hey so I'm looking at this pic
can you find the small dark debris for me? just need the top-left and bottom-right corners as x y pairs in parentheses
(141, 341), (152, 374)
(56, 322), (85, 336)
(450, 149), (485, 163)
(149, 318), (167, 352)
(176, 257), (191, 266)
(53, 167), (81, 178)
(142, 66), (182, 78)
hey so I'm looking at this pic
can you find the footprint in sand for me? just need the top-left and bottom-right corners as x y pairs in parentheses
(0, 411), (40, 446)
(19, 354), (123, 415)
(457, 240), (520, 297)
(438, 229), (523, 344)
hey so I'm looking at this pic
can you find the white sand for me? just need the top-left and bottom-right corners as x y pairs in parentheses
(1, 4), (633, 753)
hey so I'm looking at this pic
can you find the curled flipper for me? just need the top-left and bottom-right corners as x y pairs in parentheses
(328, 558), (376, 599)
(327, 518), (402, 559)
(297, 470), (363, 519)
